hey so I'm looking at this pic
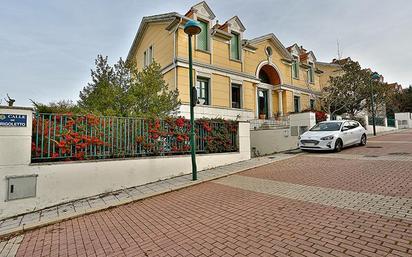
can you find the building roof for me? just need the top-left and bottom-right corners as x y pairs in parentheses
(127, 12), (184, 61)
(127, 2), (325, 64)
(331, 57), (352, 65)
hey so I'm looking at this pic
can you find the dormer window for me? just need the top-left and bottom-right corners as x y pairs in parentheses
(308, 62), (315, 83)
(230, 32), (240, 60)
(292, 55), (299, 79)
(197, 20), (209, 51)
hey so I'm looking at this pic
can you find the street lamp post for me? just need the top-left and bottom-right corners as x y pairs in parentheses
(184, 20), (202, 181)
(370, 72), (380, 136)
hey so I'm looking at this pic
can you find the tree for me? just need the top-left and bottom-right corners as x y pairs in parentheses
(320, 61), (394, 118)
(319, 78), (348, 117)
(129, 62), (180, 117)
(399, 86), (412, 112)
(31, 99), (80, 113)
(78, 55), (130, 116)
(78, 55), (180, 117)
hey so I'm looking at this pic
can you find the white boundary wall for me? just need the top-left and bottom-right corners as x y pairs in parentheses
(250, 112), (316, 156)
(250, 129), (298, 156)
(365, 125), (397, 134)
(289, 112), (316, 128)
(177, 104), (254, 121)
(364, 115), (397, 134)
(0, 106), (250, 219)
(395, 112), (412, 129)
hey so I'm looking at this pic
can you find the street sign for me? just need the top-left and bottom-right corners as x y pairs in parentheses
(0, 114), (27, 127)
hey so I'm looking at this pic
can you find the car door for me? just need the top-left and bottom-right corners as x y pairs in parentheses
(350, 121), (363, 144)
(340, 122), (352, 146)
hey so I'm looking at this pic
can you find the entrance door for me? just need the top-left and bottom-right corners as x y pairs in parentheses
(258, 89), (268, 119)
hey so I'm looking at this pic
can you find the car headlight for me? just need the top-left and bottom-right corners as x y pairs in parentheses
(320, 135), (334, 140)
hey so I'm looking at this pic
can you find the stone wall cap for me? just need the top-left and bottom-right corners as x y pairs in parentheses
(0, 105), (34, 111)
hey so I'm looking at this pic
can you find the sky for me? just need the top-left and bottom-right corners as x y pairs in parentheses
(1, 0), (411, 106)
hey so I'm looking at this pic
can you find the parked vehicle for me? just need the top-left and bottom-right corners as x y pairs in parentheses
(298, 120), (367, 152)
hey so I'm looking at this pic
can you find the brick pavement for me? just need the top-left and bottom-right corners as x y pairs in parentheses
(13, 182), (412, 257)
(240, 156), (412, 198)
(0, 153), (295, 240)
(341, 142), (412, 156)
(216, 175), (412, 220)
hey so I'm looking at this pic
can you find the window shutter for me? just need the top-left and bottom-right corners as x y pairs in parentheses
(197, 21), (208, 51)
(230, 33), (240, 60)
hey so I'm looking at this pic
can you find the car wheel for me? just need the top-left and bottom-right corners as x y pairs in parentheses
(359, 134), (367, 146)
(334, 139), (343, 152)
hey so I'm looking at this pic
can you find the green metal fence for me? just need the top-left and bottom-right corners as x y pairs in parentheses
(368, 116), (385, 126)
(31, 113), (239, 162)
(387, 118), (396, 127)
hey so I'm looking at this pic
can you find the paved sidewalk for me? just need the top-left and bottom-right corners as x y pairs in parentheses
(0, 236), (22, 257)
(216, 175), (412, 220)
(0, 153), (297, 241)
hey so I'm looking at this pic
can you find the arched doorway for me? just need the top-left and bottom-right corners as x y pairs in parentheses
(256, 64), (282, 119)
(258, 65), (281, 86)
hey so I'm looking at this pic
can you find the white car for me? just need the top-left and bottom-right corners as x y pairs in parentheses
(298, 120), (367, 152)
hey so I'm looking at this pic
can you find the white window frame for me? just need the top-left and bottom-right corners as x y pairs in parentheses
(310, 99), (315, 110)
(230, 82), (242, 109)
(308, 61), (315, 83)
(195, 19), (210, 52)
(293, 95), (301, 113)
(292, 55), (299, 79)
(196, 76), (211, 105)
(143, 45), (153, 67)
(229, 32), (241, 61)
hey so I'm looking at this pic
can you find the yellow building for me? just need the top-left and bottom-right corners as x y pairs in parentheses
(127, 1), (327, 120)
(316, 57), (349, 90)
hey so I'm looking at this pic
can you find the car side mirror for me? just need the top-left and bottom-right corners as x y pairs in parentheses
(342, 127), (349, 131)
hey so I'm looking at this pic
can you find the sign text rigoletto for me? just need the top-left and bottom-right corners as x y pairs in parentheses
(0, 114), (27, 127)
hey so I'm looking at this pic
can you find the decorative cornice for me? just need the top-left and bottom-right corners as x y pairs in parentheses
(247, 33), (292, 60)
(281, 58), (292, 64)
(241, 40), (258, 51)
(279, 84), (321, 96)
(175, 57), (260, 83)
(211, 28), (232, 41)
(191, 1), (216, 20)
(225, 16), (246, 32)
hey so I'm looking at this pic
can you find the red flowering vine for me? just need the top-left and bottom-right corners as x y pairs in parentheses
(32, 114), (239, 162)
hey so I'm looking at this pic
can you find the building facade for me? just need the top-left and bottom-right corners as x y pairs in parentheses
(127, 1), (326, 120)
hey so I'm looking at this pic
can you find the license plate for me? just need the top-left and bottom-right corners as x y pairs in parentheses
(304, 143), (315, 146)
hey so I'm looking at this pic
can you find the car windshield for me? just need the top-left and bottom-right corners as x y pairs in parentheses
(310, 122), (342, 131)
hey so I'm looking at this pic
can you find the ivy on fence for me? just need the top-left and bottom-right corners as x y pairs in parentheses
(31, 114), (238, 162)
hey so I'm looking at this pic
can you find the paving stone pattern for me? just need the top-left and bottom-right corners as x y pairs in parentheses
(240, 156), (412, 198)
(215, 175), (412, 220)
(13, 182), (412, 257)
(0, 154), (296, 256)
